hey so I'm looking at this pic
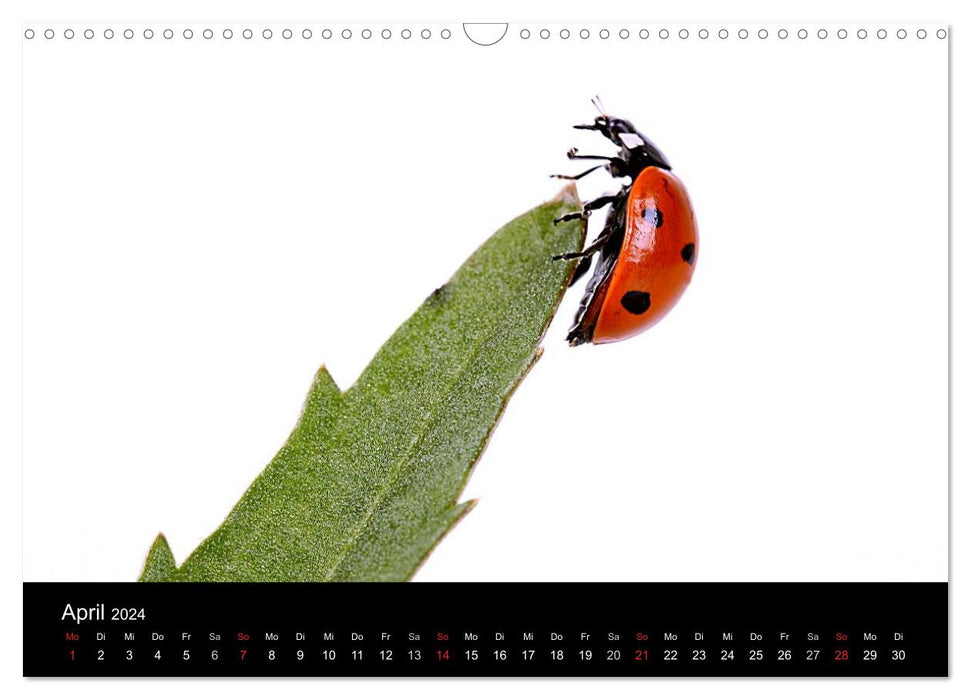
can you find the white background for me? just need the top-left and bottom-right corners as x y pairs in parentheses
(22, 19), (948, 583)
(3, 1), (967, 699)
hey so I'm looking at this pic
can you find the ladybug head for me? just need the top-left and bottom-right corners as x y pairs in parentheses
(576, 105), (672, 172)
(596, 115), (639, 138)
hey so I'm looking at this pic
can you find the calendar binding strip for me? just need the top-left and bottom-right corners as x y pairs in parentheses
(22, 22), (949, 44)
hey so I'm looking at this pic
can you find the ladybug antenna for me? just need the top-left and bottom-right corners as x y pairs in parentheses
(591, 95), (608, 118)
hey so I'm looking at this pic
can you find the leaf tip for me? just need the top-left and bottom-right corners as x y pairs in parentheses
(139, 532), (177, 582)
(313, 364), (341, 394)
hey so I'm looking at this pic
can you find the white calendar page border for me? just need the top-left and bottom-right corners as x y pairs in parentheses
(2, 0), (967, 699)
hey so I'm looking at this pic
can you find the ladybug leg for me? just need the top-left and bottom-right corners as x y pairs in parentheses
(553, 243), (598, 286)
(583, 194), (620, 211)
(566, 148), (610, 161)
(553, 194), (617, 224)
(552, 230), (611, 261)
(554, 155), (628, 180)
(550, 164), (603, 181)
(553, 212), (585, 224)
(573, 123), (607, 134)
(553, 230), (613, 286)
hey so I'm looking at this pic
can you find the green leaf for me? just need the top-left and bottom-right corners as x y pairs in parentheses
(139, 533), (177, 582)
(140, 186), (585, 582)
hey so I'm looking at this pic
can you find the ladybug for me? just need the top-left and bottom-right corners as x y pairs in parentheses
(553, 102), (698, 346)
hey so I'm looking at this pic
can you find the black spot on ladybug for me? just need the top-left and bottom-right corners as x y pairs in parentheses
(642, 207), (664, 227)
(681, 243), (696, 264)
(621, 290), (652, 315)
